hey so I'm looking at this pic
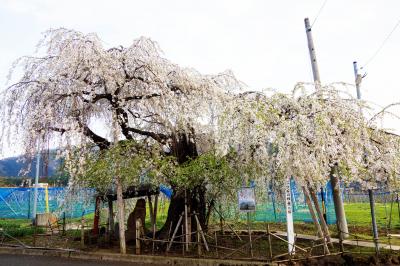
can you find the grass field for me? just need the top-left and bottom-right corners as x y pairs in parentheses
(344, 202), (400, 229)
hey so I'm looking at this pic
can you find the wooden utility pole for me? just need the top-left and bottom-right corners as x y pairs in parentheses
(304, 17), (349, 239)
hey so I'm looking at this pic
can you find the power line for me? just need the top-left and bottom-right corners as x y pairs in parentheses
(311, 0), (328, 28)
(362, 17), (400, 69)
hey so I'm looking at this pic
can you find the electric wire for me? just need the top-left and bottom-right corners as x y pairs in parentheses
(311, 0), (328, 28)
(362, 17), (400, 69)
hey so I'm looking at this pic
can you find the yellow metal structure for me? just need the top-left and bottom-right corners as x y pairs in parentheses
(45, 184), (49, 213)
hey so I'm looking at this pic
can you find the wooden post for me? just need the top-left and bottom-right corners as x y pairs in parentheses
(302, 186), (330, 254)
(369, 189), (379, 255)
(247, 212), (253, 257)
(148, 195), (154, 231)
(267, 223), (273, 259)
(167, 213), (183, 252)
(194, 213), (209, 252)
(33, 223), (37, 247)
(80, 217), (85, 248)
(181, 225), (185, 255)
(136, 219), (141, 255)
(309, 185), (332, 246)
(62, 212), (66, 236)
(116, 176), (126, 254)
(152, 194), (158, 253)
(397, 193), (400, 222)
(219, 204), (224, 234)
(214, 231), (218, 257)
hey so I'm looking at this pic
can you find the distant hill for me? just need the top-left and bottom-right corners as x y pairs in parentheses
(0, 151), (61, 177)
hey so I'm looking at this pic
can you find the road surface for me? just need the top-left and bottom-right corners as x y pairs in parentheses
(0, 254), (158, 266)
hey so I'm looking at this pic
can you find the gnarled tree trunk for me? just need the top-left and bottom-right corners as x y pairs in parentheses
(157, 133), (208, 241)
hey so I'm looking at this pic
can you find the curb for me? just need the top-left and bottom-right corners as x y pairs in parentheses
(0, 246), (272, 266)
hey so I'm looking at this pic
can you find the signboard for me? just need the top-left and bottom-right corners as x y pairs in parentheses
(238, 187), (256, 212)
(285, 177), (295, 255)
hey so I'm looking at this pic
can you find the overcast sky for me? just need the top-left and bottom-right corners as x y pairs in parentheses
(1, 0), (399, 158)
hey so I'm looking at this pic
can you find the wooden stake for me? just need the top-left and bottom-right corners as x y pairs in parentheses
(267, 223), (273, 259)
(219, 204), (224, 235)
(194, 213), (209, 252)
(247, 212), (253, 258)
(214, 231), (218, 257)
(181, 225), (185, 256)
(212, 204), (242, 241)
(152, 194), (158, 253)
(197, 218), (202, 256)
(166, 213), (183, 252)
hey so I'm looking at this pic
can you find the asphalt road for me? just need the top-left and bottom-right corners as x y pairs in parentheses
(0, 254), (150, 266)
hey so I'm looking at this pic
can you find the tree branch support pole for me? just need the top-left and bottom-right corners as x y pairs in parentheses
(330, 165), (349, 239)
(116, 176), (126, 254)
(308, 185), (332, 247)
(167, 213), (183, 252)
(302, 186), (330, 254)
(369, 189), (379, 255)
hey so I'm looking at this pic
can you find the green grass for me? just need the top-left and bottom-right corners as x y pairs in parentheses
(0, 219), (44, 237)
(345, 202), (400, 229)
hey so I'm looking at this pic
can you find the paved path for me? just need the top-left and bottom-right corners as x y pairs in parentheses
(0, 254), (157, 266)
(275, 231), (400, 251)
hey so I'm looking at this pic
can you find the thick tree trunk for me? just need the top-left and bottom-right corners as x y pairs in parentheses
(157, 132), (208, 241)
(158, 185), (207, 240)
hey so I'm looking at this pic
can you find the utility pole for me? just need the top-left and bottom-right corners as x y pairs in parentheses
(304, 18), (321, 90)
(304, 17), (349, 239)
(32, 141), (40, 225)
(353, 61), (379, 254)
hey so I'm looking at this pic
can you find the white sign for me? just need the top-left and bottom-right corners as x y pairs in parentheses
(238, 187), (256, 212)
(285, 177), (295, 255)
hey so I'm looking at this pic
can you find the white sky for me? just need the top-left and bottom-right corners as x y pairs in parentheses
(1, 0), (400, 158)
